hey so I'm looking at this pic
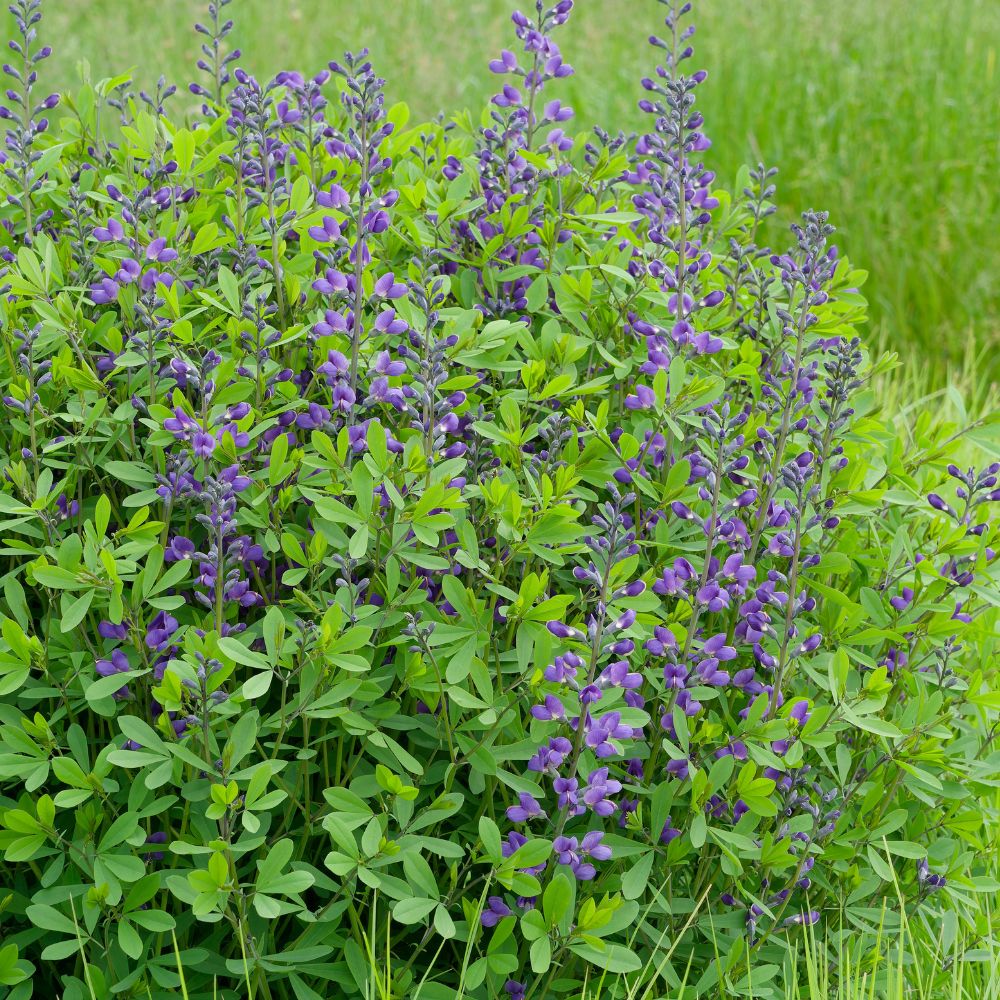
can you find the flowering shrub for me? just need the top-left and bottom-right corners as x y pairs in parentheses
(0, 0), (997, 997)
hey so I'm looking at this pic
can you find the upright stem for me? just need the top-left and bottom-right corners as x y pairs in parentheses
(547, 525), (618, 851)
(265, 176), (287, 330)
(768, 502), (803, 716)
(747, 284), (814, 563)
(20, 32), (33, 243)
(25, 349), (40, 483)
(212, 6), (224, 106)
(348, 117), (370, 396)
(524, 15), (542, 151)
(681, 443), (726, 659)
(671, 14), (686, 323)
(214, 519), (226, 635)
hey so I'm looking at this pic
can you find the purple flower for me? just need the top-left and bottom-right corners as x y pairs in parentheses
(373, 271), (407, 299)
(116, 258), (141, 284)
(553, 830), (612, 880)
(165, 535), (196, 561)
(374, 309), (407, 335)
(789, 700), (810, 726)
(645, 625), (677, 657)
(660, 820), (681, 844)
(98, 620), (128, 641)
(146, 612), (179, 653)
(373, 350), (406, 377)
(626, 384), (655, 410)
(531, 694), (566, 721)
(666, 758), (691, 781)
(193, 430), (216, 459)
(546, 620), (580, 640)
(480, 896), (513, 928)
(93, 217), (124, 242)
(506, 793), (545, 824)
(553, 776), (580, 813)
(146, 237), (178, 263)
(890, 586), (914, 611)
(91, 277), (120, 304)
(582, 767), (621, 816)
(917, 859), (947, 891)
(527, 736), (572, 773)
(489, 49), (519, 74)
(96, 649), (130, 676)
(308, 216), (341, 243)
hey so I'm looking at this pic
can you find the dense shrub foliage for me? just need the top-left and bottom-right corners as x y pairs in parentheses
(0, 0), (997, 997)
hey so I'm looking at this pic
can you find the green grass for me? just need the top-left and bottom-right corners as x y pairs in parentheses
(14, 0), (1000, 385)
(173, 875), (1000, 999)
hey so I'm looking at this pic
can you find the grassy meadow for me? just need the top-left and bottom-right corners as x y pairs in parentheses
(22, 0), (1000, 389)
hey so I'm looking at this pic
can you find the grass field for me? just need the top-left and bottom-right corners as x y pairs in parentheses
(19, 0), (999, 387)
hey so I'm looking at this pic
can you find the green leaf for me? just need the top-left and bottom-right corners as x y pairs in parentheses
(433, 904), (456, 939)
(542, 872), (572, 924)
(867, 845), (894, 881)
(621, 850), (655, 901)
(226, 711), (259, 769)
(191, 221), (222, 254)
(98, 813), (139, 852)
(130, 908), (176, 932)
(87, 669), (144, 702)
(218, 265), (240, 313)
(571, 211), (644, 225)
(117, 919), (144, 959)
(25, 904), (77, 935)
(32, 565), (87, 590)
(569, 941), (642, 973)
(59, 589), (94, 633)
(172, 127), (195, 172)
(478, 815), (501, 860)
(119, 716), (167, 752)
(242, 671), (273, 699)
(101, 853), (146, 882)
(392, 897), (437, 924)
(884, 840), (926, 859)
(218, 637), (270, 669)
(529, 935), (551, 974)
(502, 838), (551, 870)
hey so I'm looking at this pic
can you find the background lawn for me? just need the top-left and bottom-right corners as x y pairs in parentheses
(21, 0), (998, 389)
